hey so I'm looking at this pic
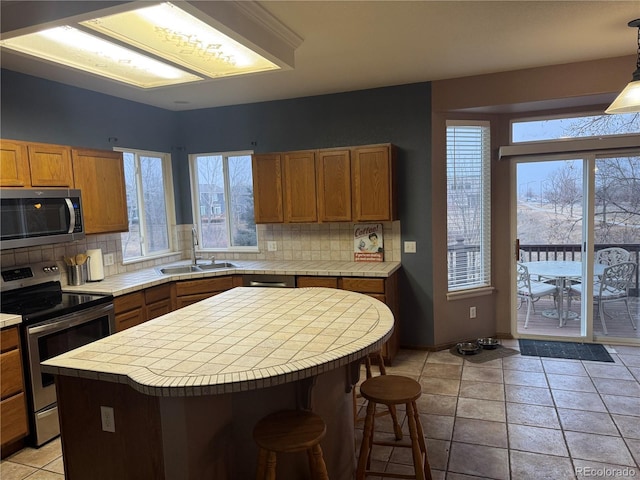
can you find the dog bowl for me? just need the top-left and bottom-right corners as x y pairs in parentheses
(457, 342), (480, 355)
(477, 337), (500, 349)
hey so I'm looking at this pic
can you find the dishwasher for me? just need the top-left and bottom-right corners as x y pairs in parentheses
(242, 274), (296, 288)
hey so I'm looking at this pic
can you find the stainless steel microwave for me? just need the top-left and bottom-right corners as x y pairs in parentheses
(1, 189), (85, 249)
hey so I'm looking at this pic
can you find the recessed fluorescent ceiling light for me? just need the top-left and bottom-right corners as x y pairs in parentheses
(0, 26), (203, 88)
(81, 2), (280, 78)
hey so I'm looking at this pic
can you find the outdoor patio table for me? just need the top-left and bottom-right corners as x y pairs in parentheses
(521, 261), (604, 327)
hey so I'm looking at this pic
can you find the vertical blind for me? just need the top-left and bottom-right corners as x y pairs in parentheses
(446, 121), (491, 291)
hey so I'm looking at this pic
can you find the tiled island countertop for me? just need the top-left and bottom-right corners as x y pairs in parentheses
(42, 286), (394, 480)
(42, 286), (394, 397)
(62, 259), (401, 296)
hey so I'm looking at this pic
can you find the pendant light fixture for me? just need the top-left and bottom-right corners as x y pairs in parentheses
(605, 19), (640, 114)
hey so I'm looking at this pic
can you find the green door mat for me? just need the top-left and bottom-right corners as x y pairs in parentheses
(518, 339), (614, 362)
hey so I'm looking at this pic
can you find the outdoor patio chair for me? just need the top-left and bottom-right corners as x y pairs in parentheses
(569, 261), (637, 335)
(595, 247), (631, 266)
(517, 263), (558, 328)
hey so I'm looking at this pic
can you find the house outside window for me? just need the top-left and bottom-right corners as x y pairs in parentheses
(446, 121), (491, 291)
(118, 148), (175, 261)
(190, 151), (257, 250)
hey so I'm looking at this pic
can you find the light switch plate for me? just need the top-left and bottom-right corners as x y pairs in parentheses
(267, 241), (277, 252)
(404, 241), (417, 253)
(103, 253), (115, 266)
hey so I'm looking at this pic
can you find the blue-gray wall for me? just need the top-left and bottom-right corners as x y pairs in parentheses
(1, 69), (434, 347)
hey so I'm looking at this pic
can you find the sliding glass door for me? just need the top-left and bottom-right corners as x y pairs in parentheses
(515, 158), (587, 340)
(592, 154), (640, 341)
(514, 153), (640, 344)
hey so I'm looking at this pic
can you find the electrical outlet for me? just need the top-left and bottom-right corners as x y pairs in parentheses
(100, 406), (115, 432)
(470, 306), (477, 319)
(103, 253), (115, 266)
(404, 241), (417, 253)
(267, 241), (277, 252)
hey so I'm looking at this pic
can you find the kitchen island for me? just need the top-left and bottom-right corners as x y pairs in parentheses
(42, 286), (394, 480)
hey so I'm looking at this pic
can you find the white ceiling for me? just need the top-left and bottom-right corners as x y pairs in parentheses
(1, 1), (639, 111)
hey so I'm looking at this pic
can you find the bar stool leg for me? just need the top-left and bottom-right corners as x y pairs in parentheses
(308, 444), (329, 480)
(256, 448), (267, 480)
(412, 400), (432, 479)
(406, 402), (427, 480)
(388, 403), (403, 441)
(356, 401), (376, 480)
(258, 449), (277, 480)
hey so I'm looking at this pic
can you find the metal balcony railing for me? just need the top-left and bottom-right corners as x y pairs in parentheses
(447, 242), (640, 296)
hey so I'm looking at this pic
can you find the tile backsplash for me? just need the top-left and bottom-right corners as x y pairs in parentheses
(0, 221), (401, 280)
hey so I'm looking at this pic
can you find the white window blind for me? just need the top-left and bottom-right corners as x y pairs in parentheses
(446, 121), (491, 291)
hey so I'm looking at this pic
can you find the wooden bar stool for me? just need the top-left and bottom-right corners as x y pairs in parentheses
(253, 410), (329, 480)
(353, 351), (403, 440)
(356, 375), (432, 480)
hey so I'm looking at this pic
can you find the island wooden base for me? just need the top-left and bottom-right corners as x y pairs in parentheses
(56, 366), (357, 480)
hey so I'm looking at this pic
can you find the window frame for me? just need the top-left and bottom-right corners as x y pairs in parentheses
(115, 147), (176, 263)
(446, 120), (492, 293)
(189, 150), (259, 252)
(510, 110), (640, 145)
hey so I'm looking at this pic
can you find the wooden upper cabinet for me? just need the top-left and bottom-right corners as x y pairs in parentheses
(252, 153), (284, 223)
(352, 144), (397, 222)
(316, 149), (351, 222)
(0, 140), (73, 187)
(27, 143), (74, 187)
(283, 150), (317, 223)
(253, 143), (397, 224)
(72, 148), (128, 234)
(0, 140), (30, 187)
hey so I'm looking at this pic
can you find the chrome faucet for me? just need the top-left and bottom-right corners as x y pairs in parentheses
(191, 225), (198, 266)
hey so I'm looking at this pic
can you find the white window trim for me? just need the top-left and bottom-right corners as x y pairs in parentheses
(446, 120), (492, 292)
(115, 147), (177, 262)
(189, 150), (259, 253)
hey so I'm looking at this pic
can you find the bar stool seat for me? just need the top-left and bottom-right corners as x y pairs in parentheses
(253, 410), (329, 480)
(356, 375), (432, 480)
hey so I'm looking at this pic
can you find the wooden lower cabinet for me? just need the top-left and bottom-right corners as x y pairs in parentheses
(145, 284), (174, 321)
(1, 326), (29, 458)
(175, 276), (234, 309)
(296, 276), (338, 288)
(114, 291), (146, 332)
(296, 272), (400, 363)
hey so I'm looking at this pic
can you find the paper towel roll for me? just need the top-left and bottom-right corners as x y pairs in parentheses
(86, 248), (105, 281)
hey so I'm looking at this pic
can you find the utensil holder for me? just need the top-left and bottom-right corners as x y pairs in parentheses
(68, 264), (87, 286)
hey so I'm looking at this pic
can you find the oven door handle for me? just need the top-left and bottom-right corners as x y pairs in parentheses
(65, 198), (76, 234)
(27, 308), (109, 335)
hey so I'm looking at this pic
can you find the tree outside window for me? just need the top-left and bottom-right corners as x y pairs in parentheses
(119, 149), (174, 261)
(190, 152), (257, 249)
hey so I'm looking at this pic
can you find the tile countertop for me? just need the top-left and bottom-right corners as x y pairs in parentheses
(62, 260), (402, 297)
(0, 313), (22, 329)
(42, 287), (394, 398)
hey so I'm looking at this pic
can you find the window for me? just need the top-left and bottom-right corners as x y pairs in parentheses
(190, 151), (257, 249)
(447, 121), (491, 291)
(118, 148), (175, 261)
(512, 112), (639, 143)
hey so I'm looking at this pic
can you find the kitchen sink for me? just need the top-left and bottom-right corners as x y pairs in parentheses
(196, 262), (235, 270)
(156, 262), (236, 275)
(157, 265), (202, 275)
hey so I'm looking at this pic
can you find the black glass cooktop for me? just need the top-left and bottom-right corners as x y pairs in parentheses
(1, 281), (112, 324)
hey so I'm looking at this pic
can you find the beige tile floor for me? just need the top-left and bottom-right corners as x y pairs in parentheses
(354, 340), (640, 480)
(2, 339), (639, 479)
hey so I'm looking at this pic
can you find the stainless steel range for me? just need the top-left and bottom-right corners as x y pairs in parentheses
(0, 262), (114, 446)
